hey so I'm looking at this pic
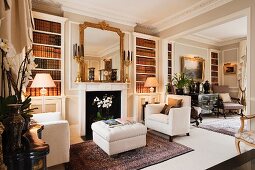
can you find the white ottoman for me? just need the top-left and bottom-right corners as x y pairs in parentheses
(91, 121), (147, 155)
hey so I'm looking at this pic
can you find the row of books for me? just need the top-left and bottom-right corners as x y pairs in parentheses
(26, 86), (61, 96)
(136, 48), (155, 57)
(33, 45), (61, 58)
(32, 70), (61, 80)
(211, 72), (218, 77)
(168, 44), (172, 51)
(136, 38), (156, 49)
(168, 60), (172, 66)
(136, 65), (156, 74)
(168, 68), (172, 74)
(136, 57), (155, 65)
(136, 82), (155, 93)
(33, 32), (61, 46)
(34, 19), (61, 34)
(211, 77), (218, 83)
(168, 75), (172, 82)
(136, 74), (155, 82)
(35, 58), (61, 69)
(168, 52), (172, 59)
(211, 65), (218, 71)
(211, 59), (218, 65)
(211, 52), (218, 59)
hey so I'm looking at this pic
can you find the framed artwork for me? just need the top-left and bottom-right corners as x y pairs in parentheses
(181, 56), (205, 82)
(224, 63), (237, 74)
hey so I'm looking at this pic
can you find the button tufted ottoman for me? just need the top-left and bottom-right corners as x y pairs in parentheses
(91, 121), (147, 155)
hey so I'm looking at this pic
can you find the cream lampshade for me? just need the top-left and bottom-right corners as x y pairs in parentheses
(144, 77), (159, 93)
(31, 73), (56, 113)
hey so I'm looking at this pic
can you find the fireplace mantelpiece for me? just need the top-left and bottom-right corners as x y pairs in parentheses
(77, 82), (128, 136)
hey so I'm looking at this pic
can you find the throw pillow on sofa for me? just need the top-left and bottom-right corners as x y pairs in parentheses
(160, 104), (173, 115)
(168, 98), (182, 108)
(219, 93), (232, 102)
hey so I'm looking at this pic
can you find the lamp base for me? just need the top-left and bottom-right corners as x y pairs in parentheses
(149, 87), (154, 93)
(40, 88), (47, 113)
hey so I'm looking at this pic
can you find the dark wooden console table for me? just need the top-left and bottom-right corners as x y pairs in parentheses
(2, 124), (49, 170)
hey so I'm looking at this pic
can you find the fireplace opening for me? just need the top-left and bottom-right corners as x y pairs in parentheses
(86, 91), (121, 137)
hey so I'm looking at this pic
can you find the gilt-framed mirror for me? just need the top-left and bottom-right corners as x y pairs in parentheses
(79, 21), (125, 82)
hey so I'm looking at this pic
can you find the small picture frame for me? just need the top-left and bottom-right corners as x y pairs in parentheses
(224, 63), (237, 74)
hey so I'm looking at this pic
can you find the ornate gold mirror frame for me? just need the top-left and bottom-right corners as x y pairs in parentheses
(79, 21), (125, 82)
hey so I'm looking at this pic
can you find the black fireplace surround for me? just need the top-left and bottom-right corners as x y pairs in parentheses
(86, 91), (121, 137)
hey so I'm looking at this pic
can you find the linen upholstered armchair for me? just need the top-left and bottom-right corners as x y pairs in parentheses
(144, 95), (191, 142)
(212, 85), (243, 118)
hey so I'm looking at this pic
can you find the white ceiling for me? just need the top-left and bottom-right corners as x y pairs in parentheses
(84, 28), (119, 57)
(41, 0), (233, 32)
(186, 16), (247, 46)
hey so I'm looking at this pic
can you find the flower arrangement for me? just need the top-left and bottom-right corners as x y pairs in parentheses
(92, 94), (114, 120)
(0, 38), (37, 122)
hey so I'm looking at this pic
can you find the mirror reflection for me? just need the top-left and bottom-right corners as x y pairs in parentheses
(82, 27), (120, 81)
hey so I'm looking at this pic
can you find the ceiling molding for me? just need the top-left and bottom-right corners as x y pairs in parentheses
(152, 0), (234, 32)
(185, 34), (246, 47)
(185, 35), (219, 46)
(61, 0), (139, 27)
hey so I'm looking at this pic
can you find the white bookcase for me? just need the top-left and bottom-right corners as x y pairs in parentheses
(29, 11), (67, 118)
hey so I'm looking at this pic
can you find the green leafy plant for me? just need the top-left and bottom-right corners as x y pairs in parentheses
(172, 73), (191, 89)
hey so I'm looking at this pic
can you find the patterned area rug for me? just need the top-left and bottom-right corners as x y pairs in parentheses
(69, 133), (193, 170)
(197, 116), (245, 136)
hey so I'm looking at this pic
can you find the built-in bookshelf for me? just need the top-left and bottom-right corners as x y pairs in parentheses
(168, 43), (172, 83)
(210, 51), (219, 85)
(135, 36), (158, 93)
(26, 12), (65, 97)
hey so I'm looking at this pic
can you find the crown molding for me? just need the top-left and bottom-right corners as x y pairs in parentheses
(152, 0), (234, 32)
(61, 0), (139, 27)
(185, 34), (247, 47)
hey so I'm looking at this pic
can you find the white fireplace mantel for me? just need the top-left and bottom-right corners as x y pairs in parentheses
(77, 82), (128, 136)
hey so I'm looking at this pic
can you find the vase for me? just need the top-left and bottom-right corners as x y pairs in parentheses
(111, 69), (117, 82)
(176, 88), (184, 95)
(203, 80), (210, 94)
(195, 82), (200, 93)
(88, 67), (95, 81)
(2, 104), (24, 152)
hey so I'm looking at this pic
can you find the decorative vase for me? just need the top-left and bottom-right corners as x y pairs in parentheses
(2, 104), (24, 152)
(88, 67), (95, 81)
(111, 69), (117, 82)
(203, 80), (210, 94)
(195, 82), (200, 93)
(176, 88), (184, 95)
(189, 82), (196, 94)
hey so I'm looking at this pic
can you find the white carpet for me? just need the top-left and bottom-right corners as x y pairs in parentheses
(144, 126), (249, 170)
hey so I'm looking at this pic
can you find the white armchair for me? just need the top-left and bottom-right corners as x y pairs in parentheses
(32, 112), (70, 167)
(145, 95), (191, 141)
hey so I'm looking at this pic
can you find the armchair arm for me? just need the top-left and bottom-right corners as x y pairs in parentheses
(144, 104), (165, 119)
(239, 114), (255, 132)
(168, 106), (191, 133)
(39, 120), (70, 167)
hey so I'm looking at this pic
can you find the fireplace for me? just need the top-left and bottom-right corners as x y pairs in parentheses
(86, 91), (121, 136)
(77, 82), (128, 136)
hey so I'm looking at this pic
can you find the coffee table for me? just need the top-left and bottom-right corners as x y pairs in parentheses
(207, 149), (255, 170)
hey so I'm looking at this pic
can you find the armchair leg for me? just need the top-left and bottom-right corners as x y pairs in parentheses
(64, 162), (70, 170)
(169, 136), (173, 142)
(186, 133), (190, 136)
(235, 139), (241, 154)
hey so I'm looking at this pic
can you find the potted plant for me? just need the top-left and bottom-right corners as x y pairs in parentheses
(172, 73), (191, 95)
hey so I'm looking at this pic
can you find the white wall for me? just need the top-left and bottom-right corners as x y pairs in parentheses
(64, 11), (133, 136)
(173, 41), (211, 82)
(221, 45), (239, 97)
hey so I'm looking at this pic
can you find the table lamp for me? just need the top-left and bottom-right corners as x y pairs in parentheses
(31, 73), (56, 113)
(144, 77), (159, 93)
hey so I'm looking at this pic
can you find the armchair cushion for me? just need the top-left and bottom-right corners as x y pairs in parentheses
(147, 114), (169, 124)
(223, 103), (243, 110)
(219, 93), (232, 102)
